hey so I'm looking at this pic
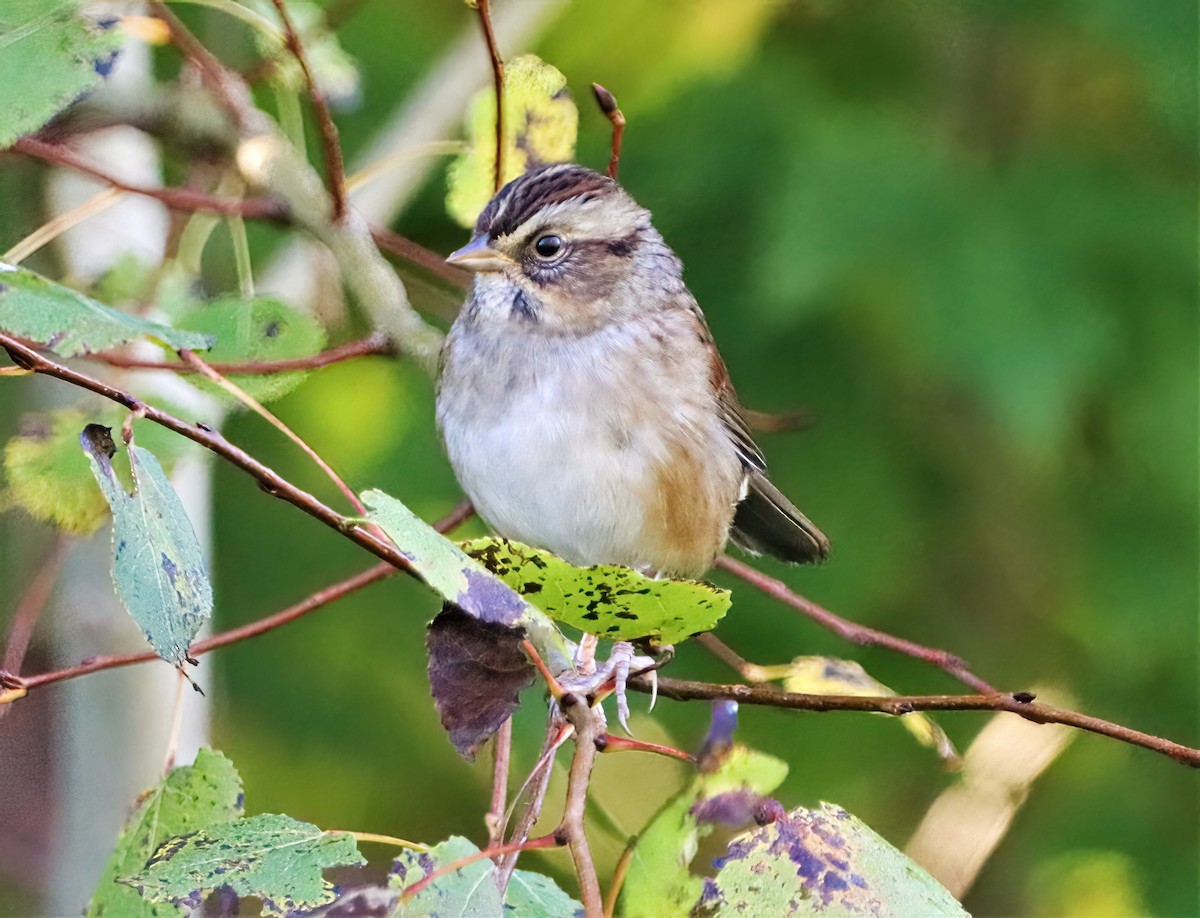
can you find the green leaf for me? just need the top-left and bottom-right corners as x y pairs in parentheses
(127, 813), (364, 916)
(621, 745), (788, 918)
(390, 836), (503, 916)
(81, 425), (212, 667)
(175, 296), (327, 403)
(759, 656), (961, 767)
(464, 538), (731, 644)
(704, 803), (967, 916)
(4, 410), (110, 535)
(361, 490), (572, 673)
(0, 2), (123, 147)
(389, 836), (581, 917)
(88, 749), (244, 918)
(506, 868), (584, 916)
(0, 263), (213, 357)
(446, 53), (578, 227)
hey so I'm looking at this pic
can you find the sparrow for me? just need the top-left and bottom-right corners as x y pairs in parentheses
(437, 163), (829, 582)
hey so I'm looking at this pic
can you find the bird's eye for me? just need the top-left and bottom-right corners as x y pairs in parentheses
(533, 235), (562, 259)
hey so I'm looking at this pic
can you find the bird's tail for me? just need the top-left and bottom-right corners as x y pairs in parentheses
(730, 471), (829, 564)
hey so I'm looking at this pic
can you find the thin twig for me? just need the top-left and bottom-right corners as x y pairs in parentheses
(603, 845), (635, 918)
(398, 834), (560, 903)
(475, 0), (505, 192)
(498, 717), (568, 887)
(590, 84), (625, 181)
(4, 502), (469, 696)
(15, 563), (391, 692)
(2, 187), (124, 264)
(370, 224), (471, 289)
(11, 138), (286, 221)
(715, 554), (997, 694)
(268, 0), (348, 221)
(149, 2), (254, 129)
(694, 632), (756, 679)
(2, 537), (69, 675)
(89, 332), (395, 375)
(638, 676), (1200, 769)
(559, 695), (604, 917)
(14, 137), (466, 289)
(487, 716), (513, 856)
(161, 669), (187, 774)
(0, 333), (415, 575)
(177, 348), (367, 516)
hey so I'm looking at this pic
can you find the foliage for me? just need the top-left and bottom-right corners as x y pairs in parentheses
(446, 53), (578, 226)
(80, 425), (212, 667)
(464, 537), (731, 644)
(88, 749), (243, 918)
(0, 2), (123, 147)
(703, 803), (968, 916)
(0, 0), (1193, 916)
(0, 263), (211, 357)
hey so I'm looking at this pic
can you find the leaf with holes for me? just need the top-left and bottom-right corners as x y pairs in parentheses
(0, 263), (212, 357)
(703, 803), (967, 916)
(464, 538), (731, 644)
(389, 836), (581, 916)
(446, 54), (578, 226)
(0, 2), (123, 146)
(621, 745), (788, 918)
(176, 296), (327, 403)
(81, 425), (211, 667)
(88, 749), (243, 918)
(126, 814), (363, 917)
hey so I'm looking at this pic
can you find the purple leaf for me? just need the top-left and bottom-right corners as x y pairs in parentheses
(426, 604), (535, 760)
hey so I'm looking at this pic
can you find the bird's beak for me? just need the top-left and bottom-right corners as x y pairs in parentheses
(445, 236), (512, 273)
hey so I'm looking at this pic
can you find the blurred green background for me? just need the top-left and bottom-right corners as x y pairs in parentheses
(1, 0), (1196, 914)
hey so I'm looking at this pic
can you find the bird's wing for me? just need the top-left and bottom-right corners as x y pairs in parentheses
(682, 303), (830, 564)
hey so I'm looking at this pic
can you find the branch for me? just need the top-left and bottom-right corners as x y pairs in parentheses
(4, 501), (471, 697)
(487, 717), (513, 854)
(638, 676), (1200, 768)
(715, 554), (997, 694)
(559, 695), (604, 918)
(177, 347), (368, 517)
(11, 137), (286, 221)
(475, 0), (506, 192)
(590, 84), (625, 181)
(14, 139), (458, 292)
(268, 0), (348, 221)
(88, 332), (395, 375)
(369, 224), (471, 289)
(0, 333), (421, 574)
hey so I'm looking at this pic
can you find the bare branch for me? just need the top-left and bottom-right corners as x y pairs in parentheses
(11, 137), (286, 221)
(715, 554), (997, 693)
(487, 717), (513, 856)
(639, 676), (1200, 768)
(268, 0), (349, 221)
(590, 84), (625, 181)
(559, 695), (604, 917)
(370, 224), (471, 289)
(475, 0), (506, 192)
(89, 333), (395, 375)
(5, 502), (470, 697)
(177, 348), (368, 517)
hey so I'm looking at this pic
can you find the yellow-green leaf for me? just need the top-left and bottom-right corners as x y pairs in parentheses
(756, 656), (961, 767)
(446, 54), (578, 227)
(4, 410), (110, 535)
(463, 537), (730, 644)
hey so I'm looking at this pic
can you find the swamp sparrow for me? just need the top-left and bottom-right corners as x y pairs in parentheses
(438, 163), (829, 580)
